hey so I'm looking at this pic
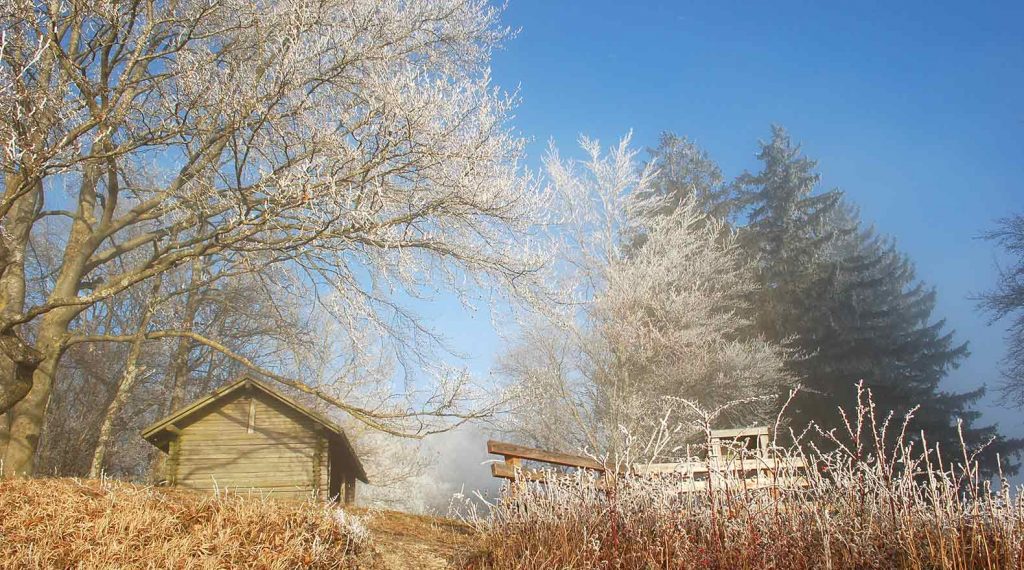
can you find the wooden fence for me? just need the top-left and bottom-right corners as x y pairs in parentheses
(488, 427), (810, 491)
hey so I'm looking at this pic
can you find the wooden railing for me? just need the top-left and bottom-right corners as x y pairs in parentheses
(488, 427), (810, 490)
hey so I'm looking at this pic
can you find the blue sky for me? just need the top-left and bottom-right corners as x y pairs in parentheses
(427, 1), (1024, 436)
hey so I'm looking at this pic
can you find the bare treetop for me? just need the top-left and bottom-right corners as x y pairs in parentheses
(0, 0), (549, 474)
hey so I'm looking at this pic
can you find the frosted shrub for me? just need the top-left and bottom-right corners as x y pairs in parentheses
(333, 509), (371, 547)
(473, 384), (1024, 570)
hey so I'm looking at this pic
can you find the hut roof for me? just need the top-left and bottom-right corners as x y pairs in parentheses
(142, 376), (368, 483)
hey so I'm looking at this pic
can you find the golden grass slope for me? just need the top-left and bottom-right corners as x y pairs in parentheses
(0, 477), (487, 570)
(0, 477), (373, 569)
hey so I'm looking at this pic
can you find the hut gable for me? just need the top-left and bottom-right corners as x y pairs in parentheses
(142, 377), (367, 503)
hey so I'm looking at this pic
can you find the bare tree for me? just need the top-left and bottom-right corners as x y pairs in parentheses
(36, 260), (309, 478)
(86, 275), (160, 477)
(978, 214), (1024, 406)
(0, 0), (544, 475)
(499, 137), (793, 459)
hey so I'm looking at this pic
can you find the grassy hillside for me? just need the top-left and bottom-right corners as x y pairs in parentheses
(0, 477), (486, 569)
(5, 458), (1023, 570)
(0, 477), (462, 569)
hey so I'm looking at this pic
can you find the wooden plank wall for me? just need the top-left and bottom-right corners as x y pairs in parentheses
(175, 394), (321, 500)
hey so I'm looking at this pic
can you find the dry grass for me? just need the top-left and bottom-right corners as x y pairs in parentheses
(356, 509), (488, 569)
(0, 477), (376, 569)
(469, 387), (1024, 570)
(5, 385), (1024, 569)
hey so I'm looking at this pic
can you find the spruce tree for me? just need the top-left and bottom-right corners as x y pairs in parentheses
(734, 127), (1021, 475)
(821, 217), (1020, 472)
(730, 125), (847, 408)
(645, 133), (734, 220)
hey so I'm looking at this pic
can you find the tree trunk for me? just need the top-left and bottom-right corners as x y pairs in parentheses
(88, 360), (142, 479)
(0, 173), (42, 420)
(89, 279), (162, 478)
(4, 139), (110, 475)
(1, 313), (71, 476)
(0, 412), (9, 475)
(0, 334), (41, 417)
(150, 258), (204, 482)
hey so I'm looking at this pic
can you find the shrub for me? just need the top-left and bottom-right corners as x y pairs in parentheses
(471, 385), (1024, 569)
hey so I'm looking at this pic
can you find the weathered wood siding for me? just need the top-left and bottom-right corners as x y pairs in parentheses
(174, 393), (321, 500)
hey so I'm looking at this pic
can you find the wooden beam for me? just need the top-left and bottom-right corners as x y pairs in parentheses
(632, 457), (808, 476)
(491, 462), (552, 481)
(168, 436), (181, 486)
(343, 473), (356, 505)
(247, 398), (256, 434)
(312, 434), (325, 496)
(486, 440), (604, 471)
(709, 427), (770, 438)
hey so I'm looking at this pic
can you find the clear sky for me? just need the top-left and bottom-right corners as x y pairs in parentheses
(425, 1), (1024, 439)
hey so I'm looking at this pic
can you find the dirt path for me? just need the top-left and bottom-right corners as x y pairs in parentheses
(355, 509), (487, 569)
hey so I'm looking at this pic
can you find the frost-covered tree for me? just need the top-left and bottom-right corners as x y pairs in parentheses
(0, 0), (545, 475)
(644, 133), (734, 220)
(978, 214), (1024, 406)
(498, 137), (792, 459)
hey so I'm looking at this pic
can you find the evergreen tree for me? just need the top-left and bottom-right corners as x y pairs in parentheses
(732, 126), (846, 337)
(734, 127), (1021, 475)
(820, 216), (1020, 472)
(645, 133), (734, 220)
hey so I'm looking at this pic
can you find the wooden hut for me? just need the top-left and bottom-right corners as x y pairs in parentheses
(142, 376), (367, 503)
